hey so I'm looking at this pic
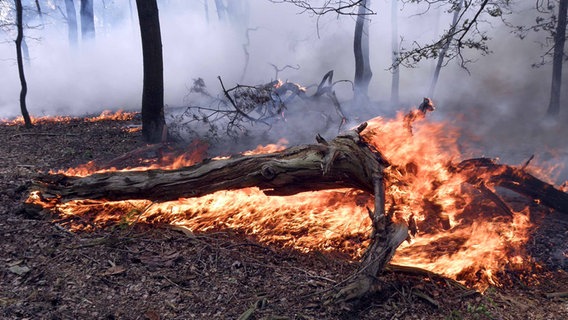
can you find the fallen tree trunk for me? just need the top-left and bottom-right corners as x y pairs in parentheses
(29, 122), (405, 302)
(26, 122), (568, 302)
(32, 123), (388, 203)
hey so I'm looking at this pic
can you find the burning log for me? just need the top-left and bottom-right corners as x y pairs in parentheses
(26, 119), (568, 302)
(28, 122), (409, 301)
(31, 123), (388, 203)
(455, 158), (568, 213)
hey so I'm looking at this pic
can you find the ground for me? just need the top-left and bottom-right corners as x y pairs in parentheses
(1, 115), (567, 320)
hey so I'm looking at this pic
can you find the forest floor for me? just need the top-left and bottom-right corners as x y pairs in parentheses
(1, 114), (568, 320)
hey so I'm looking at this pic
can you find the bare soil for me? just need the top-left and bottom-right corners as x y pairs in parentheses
(1, 115), (567, 320)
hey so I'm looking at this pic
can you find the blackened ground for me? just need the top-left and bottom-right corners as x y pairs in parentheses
(1, 116), (567, 320)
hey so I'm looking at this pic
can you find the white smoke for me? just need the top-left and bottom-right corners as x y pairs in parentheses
(0, 0), (566, 181)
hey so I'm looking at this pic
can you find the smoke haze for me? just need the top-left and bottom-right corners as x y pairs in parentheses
(0, 0), (566, 180)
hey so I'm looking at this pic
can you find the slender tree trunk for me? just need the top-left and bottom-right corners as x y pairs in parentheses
(15, 0), (32, 128)
(128, 0), (134, 25)
(546, 0), (568, 117)
(204, 0), (210, 24)
(64, 0), (78, 47)
(80, 0), (95, 41)
(353, 0), (372, 105)
(135, 0), (166, 143)
(428, 0), (463, 98)
(390, 0), (399, 108)
(214, 0), (226, 21)
(21, 37), (30, 66)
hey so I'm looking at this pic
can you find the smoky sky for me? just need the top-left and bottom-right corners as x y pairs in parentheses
(0, 0), (566, 180)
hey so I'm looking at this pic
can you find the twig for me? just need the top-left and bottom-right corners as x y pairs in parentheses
(521, 154), (534, 171)
(412, 290), (440, 308)
(545, 291), (568, 298)
(217, 76), (269, 125)
(477, 182), (514, 217)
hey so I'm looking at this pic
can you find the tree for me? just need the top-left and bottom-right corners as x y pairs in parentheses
(15, 0), (32, 128)
(135, 0), (166, 143)
(353, 0), (372, 104)
(396, 0), (504, 73)
(508, 0), (567, 117)
(270, 1), (375, 104)
(547, 0), (567, 117)
(64, 0), (78, 47)
(428, 0), (464, 98)
(390, 0), (400, 107)
(80, 0), (95, 41)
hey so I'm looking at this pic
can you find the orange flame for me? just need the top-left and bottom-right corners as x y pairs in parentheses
(1, 110), (137, 126)
(29, 111), (558, 290)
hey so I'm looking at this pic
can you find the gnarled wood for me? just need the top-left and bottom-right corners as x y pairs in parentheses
(31, 123), (388, 203)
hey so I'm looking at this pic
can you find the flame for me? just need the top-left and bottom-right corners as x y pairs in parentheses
(242, 138), (288, 155)
(1, 110), (137, 126)
(29, 111), (557, 290)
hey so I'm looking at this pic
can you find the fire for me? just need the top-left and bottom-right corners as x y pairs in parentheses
(1, 110), (137, 126)
(29, 111), (556, 290)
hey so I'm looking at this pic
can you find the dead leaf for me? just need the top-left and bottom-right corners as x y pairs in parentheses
(144, 309), (160, 320)
(99, 265), (126, 276)
(139, 251), (180, 267)
(8, 265), (30, 276)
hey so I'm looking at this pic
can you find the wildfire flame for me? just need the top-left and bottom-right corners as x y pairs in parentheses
(2, 110), (136, 126)
(28, 111), (559, 290)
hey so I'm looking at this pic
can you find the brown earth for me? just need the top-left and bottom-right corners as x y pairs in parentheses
(1, 114), (567, 320)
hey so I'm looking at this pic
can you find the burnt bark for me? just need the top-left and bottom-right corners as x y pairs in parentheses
(135, 0), (166, 143)
(546, 0), (567, 117)
(15, 0), (32, 128)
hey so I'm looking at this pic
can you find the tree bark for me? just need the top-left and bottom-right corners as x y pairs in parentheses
(15, 0), (32, 128)
(31, 123), (388, 203)
(80, 0), (95, 41)
(353, 0), (372, 104)
(64, 0), (78, 47)
(135, 0), (166, 143)
(546, 0), (567, 117)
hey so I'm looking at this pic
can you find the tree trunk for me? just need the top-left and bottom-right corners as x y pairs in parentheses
(64, 0), (78, 47)
(428, 0), (463, 98)
(135, 0), (166, 143)
(546, 0), (567, 117)
(31, 123), (388, 203)
(15, 0), (32, 128)
(390, 0), (399, 108)
(353, 0), (372, 105)
(80, 0), (95, 41)
(214, 0), (226, 21)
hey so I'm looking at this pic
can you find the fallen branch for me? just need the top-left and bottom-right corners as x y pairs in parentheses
(455, 158), (568, 213)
